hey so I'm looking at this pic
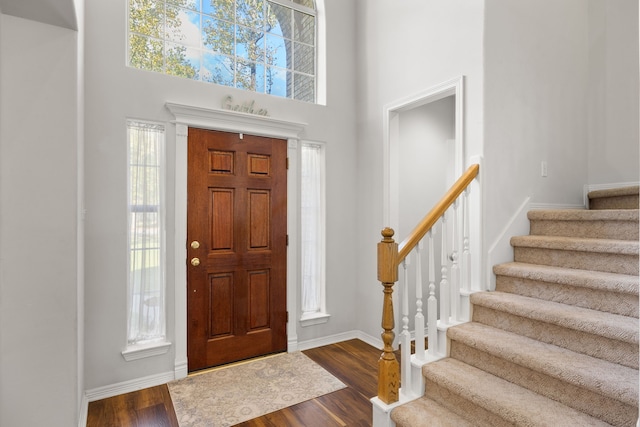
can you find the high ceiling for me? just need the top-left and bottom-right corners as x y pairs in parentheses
(0, 0), (77, 30)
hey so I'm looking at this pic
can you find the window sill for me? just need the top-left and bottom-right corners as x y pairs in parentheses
(122, 341), (172, 361)
(300, 312), (331, 327)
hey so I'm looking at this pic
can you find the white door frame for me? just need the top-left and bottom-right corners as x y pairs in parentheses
(166, 102), (306, 379)
(382, 76), (465, 230)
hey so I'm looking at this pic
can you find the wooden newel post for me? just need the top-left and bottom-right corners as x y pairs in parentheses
(377, 227), (399, 404)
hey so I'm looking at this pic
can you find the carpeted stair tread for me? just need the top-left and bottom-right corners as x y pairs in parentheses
(390, 396), (476, 427)
(493, 262), (639, 317)
(422, 358), (612, 427)
(448, 322), (639, 406)
(528, 208), (639, 221)
(470, 291), (638, 345)
(511, 235), (639, 275)
(510, 235), (639, 255)
(588, 185), (639, 200)
(527, 209), (639, 240)
(588, 186), (639, 210)
(493, 262), (639, 295)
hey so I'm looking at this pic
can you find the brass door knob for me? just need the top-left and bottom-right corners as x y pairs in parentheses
(190, 257), (200, 267)
(190, 241), (200, 249)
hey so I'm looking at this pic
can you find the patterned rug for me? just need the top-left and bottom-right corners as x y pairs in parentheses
(167, 352), (346, 426)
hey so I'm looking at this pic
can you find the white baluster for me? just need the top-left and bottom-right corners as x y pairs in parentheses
(400, 258), (412, 395)
(427, 230), (438, 357)
(440, 214), (450, 325)
(450, 200), (459, 322)
(462, 188), (471, 293)
(414, 241), (425, 361)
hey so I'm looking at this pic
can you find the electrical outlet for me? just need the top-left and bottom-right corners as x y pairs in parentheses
(541, 161), (548, 177)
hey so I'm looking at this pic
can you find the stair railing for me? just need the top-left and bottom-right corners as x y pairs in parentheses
(376, 163), (480, 405)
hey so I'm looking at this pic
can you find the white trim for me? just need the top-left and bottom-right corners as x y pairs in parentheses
(300, 312), (331, 327)
(529, 203), (585, 210)
(486, 196), (531, 291)
(121, 341), (172, 361)
(166, 103), (306, 139)
(383, 76), (465, 230)
(167, 103), (305, 379)
(84, 370), (176, 402)
(77, 394), (88, 427)
(296, 329), (383, 352)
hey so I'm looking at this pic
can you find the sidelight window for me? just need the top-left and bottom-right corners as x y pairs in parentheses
(300, 142), (328, 324)
(126, 120), (167, 347)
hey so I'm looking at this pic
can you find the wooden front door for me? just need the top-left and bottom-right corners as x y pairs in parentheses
(187, 128), (287, 371)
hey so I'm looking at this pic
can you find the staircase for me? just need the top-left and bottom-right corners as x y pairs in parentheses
(391, 186), (640, 426)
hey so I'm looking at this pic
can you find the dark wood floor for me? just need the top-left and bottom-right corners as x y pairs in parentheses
(86, 339), (382, 427)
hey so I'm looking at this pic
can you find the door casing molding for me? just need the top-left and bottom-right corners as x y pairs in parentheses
(166, 102), (306, 379)
(382, 76), (465, 230)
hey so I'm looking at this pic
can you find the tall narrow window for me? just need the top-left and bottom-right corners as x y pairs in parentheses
(127, 120), (166, 346)
(300, 142), (328, 323)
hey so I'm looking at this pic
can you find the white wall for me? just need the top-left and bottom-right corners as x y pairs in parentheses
(354, 0), (484, 341)
(83, 0), (358, 390)
(587, 0), (639, 185)
(0, 14), (80, 426)
(484, 0), (590, 251)
(398, 97), (456, 238)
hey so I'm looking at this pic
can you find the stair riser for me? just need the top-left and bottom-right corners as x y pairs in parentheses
(513, 247), (639, 275)
(423, 379), (512, 427)
(472, 305), (639, 369)
(590, 195), (639, 210)
(529, 219), (639, 240)
(450, 341), (637, 427)
(495, 275), (639, 318)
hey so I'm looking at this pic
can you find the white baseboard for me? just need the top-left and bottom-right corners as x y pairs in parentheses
(529, 203), (585, 210)
(84, 370), (176, 403)
(296, 329), (383, 352)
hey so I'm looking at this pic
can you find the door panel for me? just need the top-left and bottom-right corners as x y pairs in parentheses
(187, 128), (287, 371)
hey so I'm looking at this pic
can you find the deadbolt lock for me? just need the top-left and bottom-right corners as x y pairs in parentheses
(190, 240), (200, 249)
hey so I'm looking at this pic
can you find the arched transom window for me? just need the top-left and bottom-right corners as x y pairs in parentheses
(128, 0), (317, 102)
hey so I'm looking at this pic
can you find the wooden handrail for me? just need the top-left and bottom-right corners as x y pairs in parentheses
(397, 163), (479, 262)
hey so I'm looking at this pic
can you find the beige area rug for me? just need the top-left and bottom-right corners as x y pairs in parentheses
(167, 351), (346, 426)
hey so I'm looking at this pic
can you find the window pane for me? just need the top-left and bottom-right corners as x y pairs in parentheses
(129, 34), (164, 72)
(236, 59), (262, 91)
(236, 0), (266, 29)
(167, 0), (200, 11)
(202, 52), (234, 85)
(265, 2), (284, 37)
(166, 43), (199, 79)
(265, 33), (288, 69)
(293, 0), (314, 8)
(294, 72), (314, 102)
(266, 66), (288, 97)
(203, 0), (234, 20)
(236, 25), (265, 63)
(166, 7), (202, 48)
(267, 2), (291, 38)
(129, 0), (164, 38)
(203, 17), (235, 55)
(294, 10), (314, 46)
(294, 41), (314, 75)
(301, 143), (325, 315)
(127, 121), (166, 345)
